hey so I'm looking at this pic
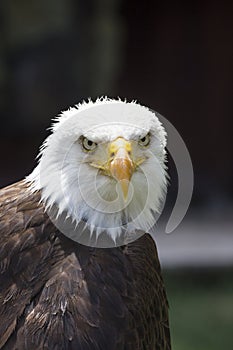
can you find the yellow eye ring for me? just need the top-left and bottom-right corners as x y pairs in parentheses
(138, 134), (150, 147)
(82, 137), (97, 151)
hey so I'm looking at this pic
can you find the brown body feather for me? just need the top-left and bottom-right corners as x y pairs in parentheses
(0, 180), (170, 349)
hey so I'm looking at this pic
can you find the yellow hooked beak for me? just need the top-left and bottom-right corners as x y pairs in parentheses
(108, 138), (134, 201)
(90, 137), (146, 201)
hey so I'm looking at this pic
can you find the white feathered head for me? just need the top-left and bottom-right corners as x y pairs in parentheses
(27, 98), (167, 247)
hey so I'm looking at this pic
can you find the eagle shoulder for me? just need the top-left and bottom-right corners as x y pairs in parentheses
(0, 180), (61, 348)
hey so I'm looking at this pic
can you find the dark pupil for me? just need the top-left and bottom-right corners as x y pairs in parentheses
(87, 140), (93, 147)
(141, 137), (146, 143)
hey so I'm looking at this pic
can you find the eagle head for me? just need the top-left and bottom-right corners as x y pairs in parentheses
(27, 98), (167, 247)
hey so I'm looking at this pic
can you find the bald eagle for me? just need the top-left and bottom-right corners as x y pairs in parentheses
(0, 98), (171, 349)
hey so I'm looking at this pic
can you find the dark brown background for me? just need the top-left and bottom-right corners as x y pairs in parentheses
(0, 0), (232, 210)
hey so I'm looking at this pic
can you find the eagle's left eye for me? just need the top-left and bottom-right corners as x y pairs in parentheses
(138, 134), (150, 147)
(82, 137), (97, 151)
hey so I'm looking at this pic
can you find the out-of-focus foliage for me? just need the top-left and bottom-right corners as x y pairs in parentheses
(165, 269), (233, 350)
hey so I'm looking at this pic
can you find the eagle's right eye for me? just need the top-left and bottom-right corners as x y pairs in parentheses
(82, 137), (97, 151)
(138, 133), (150, 147)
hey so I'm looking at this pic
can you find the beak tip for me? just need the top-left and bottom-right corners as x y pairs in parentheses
(120, 179), (130, 201)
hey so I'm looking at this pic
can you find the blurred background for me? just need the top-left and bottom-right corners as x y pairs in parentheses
(0, 1), (233, 349)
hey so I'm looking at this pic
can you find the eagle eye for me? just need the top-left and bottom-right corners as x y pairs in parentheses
(138, 133), (150, 147)
(82, 137), (97, 151)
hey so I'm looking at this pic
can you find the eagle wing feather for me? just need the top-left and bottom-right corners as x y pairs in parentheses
(0, 180), (170, 349)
